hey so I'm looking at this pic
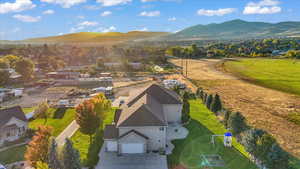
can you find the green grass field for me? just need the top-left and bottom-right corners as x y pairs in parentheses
(29, 108), (76, 137)
(224, 59), (300, 96)
(167, 99), (257, 169)
(71, 108), (116, 167)
(0, 145), (26, 165)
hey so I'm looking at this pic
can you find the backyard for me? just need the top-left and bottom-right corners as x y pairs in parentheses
(29, 108), (76, 137)
(71, 108), (116, 167)
(168, 99), (258, 169)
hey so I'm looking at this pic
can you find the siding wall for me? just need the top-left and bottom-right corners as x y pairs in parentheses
(119, 126), (166, 151)
(162, 104), (182, 123)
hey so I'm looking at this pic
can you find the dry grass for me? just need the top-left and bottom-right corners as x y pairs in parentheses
(170, 59), (300, 158)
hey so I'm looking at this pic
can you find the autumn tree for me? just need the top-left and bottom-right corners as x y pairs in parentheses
(62, 139), (81, 169)
(48, 138), (61, 169)
(34, 101), (50, 124)
(25, 126), (52, 168)
(36, 162), (50, 169)
(90, 93), (111, 121)
(15, 57), (35, 80)
(75, 100), (101, 143)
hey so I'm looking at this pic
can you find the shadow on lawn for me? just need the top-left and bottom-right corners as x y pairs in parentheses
(52, 108), (67, 119)
(84, 127), (104, 168)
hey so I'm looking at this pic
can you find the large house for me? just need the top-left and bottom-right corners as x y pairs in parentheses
(103, 84), (182, 154)
(0, 106), (28, 146)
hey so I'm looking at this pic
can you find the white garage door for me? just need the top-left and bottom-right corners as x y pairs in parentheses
(121, 143), (144, 154)
(106, 141), (118, 152)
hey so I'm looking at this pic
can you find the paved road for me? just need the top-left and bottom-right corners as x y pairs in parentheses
(56, 120), (79, 146)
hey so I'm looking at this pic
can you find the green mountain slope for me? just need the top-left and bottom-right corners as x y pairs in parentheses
(168, 19), (300, 40)
(25, 31), (168, 43)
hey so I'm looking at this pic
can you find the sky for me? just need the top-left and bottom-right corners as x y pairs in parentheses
(0, 0), (299, 40)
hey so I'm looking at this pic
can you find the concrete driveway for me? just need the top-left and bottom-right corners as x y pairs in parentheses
(96, 147), (168, 169)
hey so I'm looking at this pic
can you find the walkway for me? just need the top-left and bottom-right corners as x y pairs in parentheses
(56, 120), (79, 146)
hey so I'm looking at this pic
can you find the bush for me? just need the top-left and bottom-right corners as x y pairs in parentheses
(228, 112), (248, 137)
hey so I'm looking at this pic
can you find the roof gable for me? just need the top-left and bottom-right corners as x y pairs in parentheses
(0, 106), (27, 128)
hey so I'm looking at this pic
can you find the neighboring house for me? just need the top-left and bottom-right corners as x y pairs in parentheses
(0, 106), (28, 146)
(47, 71), (80, 79)
(103, 84), (182, 154)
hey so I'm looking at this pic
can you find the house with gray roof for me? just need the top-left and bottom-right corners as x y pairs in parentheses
(103, 84), (182, 154)
(0, 106), (28, 146)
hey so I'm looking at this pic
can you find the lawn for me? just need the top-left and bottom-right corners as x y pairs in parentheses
(22, 107), (36, 114)
(0, 145), (26, 165)
(29, 108), (76, 137)
(224, 58), (300, 96)
(71, 108), (116, 167)
(168, 99), (258, 169)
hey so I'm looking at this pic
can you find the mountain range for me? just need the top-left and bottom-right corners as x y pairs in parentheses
(167, 19), (300, 40)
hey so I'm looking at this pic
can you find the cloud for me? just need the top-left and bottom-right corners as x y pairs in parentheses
(197, 8), (236, 16)
(101, 11), (112, 16)
(12, 27), (21, 33)
(102, 26), (117, 33)
(78, 21), (99, 27)
(96, 0), (132, 6)
(141, 0), (181, 2)
(137, 27), (149, 31)
(40, 0), (86, 8)
(168, 17), (176, 21)
(43, 9), (55, 15)
(140, 11), (160, 17)
(0, 0), (36, 14)
(243, 0), (281, 14)
(70, 21), (99, 33)
(13, 14), (41, 22)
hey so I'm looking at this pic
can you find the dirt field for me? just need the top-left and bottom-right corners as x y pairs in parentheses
(170, 59), (300, 158)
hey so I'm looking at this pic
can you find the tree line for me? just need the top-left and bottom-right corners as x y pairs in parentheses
(196, 88), (291, 169)
(166, 38), (300, 59)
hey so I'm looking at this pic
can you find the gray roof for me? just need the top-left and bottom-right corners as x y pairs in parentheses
(0, 106), (27, 128)
(119, 130), (149, 140)
(116, 83), (182, 127)
(103, 125), (119, 139)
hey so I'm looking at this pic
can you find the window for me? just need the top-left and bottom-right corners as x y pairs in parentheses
(159, 127), (164, 131)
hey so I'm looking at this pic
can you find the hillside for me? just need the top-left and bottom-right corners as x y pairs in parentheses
(25, 31), (168, 44)
(168, 19), (300, 40)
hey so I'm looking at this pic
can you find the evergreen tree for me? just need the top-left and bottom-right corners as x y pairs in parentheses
(223, 110), (231, 129)
(228, 112), (248, 136)
(205, 94), (213, 109)
(210, 94), (222, 113)
(203, 93), (207, 103)
(48, 138), (61, 169)
(62, 139), (81, 169)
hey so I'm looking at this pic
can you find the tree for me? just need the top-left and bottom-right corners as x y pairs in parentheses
(75, 100), (100, 143)
(0, 59), (9, 69)
(205, 94), (213, 109)
(0, 70), (10, 86)
(223, 110), (231, 129)
(265, 143), (289, 169)
(3, 55), (21, 68)
(210, 94), (222, 113)
(242, 128), (265, 157)
(34, 101), (50, 124)
(25, 126), (52, 167)
(36, 161), (50, 169)
(48, 138), (61, 169)
(228, 112), (248, 136)
(15, 57), (35, 81)
(62, 139), (81, 169)
(90, 93), (111, 122)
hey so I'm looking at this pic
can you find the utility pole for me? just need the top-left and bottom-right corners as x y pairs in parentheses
(185, 53), (188, 78)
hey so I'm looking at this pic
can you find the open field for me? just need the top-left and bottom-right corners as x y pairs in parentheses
(71, 108), (116, 167)
(168, 99), (257, 169)
(224, 59), (300, 96)
(29, 108), (76, 137)
(170, 59), (300, 158)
